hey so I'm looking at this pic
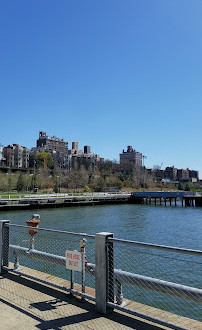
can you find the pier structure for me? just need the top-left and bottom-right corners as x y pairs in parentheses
(1, 191), (202, 210)
(0, 220), (201, 329)
(0, 192), (131, 210)
(131, 191), (202, 207)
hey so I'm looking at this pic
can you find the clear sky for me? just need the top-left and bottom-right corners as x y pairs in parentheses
(0, 0), (202, 176)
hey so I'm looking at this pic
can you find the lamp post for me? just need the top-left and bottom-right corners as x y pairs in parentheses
(143, 155), (147, 192)
(33, 160), (36, 192)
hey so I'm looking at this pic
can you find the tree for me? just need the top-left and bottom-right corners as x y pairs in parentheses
(94, 178), (106, 192)
(35, 152), (54, 169)
(54, 181), (59, 193)
(84, 185), (90, 192)
(17, 173), (26, 192)
(178, 182), (183, 190)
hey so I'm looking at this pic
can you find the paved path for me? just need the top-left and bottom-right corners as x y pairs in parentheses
(0, 272), (172, 330)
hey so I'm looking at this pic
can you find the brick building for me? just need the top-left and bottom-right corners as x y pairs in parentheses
(164, 166), (178, 180)
(120, 146), (142, 166)
(4, 144), (29, 169)
(37, 131), (68, 155)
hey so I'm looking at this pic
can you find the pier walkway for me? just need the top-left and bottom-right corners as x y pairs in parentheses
(1, 270), (200, 330)
(0, 192), (131, 210)
(0, 271), (171, 330)
(0, 221), (201, 330)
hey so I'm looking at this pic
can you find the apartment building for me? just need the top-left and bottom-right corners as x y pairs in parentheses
(37, 131), (68, 155)
(120, 146), (142, 166)
(164, 166), (178, 180)
(4, 144), (29, 169)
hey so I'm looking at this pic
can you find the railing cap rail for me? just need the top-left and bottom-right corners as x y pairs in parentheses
(5, 223), (95, 239)
(107, 237), (202, 256)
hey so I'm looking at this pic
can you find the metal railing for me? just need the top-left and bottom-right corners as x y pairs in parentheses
(1, 221), (96, 302)
(107, 237), (202, 329)
(0, 191), (130, 200)
(0, 220), (201, 330)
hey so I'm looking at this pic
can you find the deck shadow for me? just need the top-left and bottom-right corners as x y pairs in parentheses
(1, 272), (167, 330)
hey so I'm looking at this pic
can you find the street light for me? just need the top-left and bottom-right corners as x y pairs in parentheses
(142, 155), (147, 192)
(33, 160), (36, 192)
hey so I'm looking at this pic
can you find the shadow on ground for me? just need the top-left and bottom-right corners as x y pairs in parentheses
(1, 272), (165, 330)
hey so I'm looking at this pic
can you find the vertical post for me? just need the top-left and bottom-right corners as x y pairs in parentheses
(14, 252), (19, 270)
(142, 155), (147, 192)
(70, 270), (74, 290)
(170, 198), (172, 206)
(0, 220), (10, 274)
(80, 238), (86, 298)
(175, 198), (177, 206)
(164, 198), (166, 206)
(95, 232), (114, 314)
(116, 279), (123, 305)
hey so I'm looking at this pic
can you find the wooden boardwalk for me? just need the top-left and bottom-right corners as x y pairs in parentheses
(0, 266), (201, 330)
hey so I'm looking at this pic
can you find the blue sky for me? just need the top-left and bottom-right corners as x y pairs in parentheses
(0, 0), (202, 175)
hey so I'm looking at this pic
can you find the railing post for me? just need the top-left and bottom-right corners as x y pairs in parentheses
(14, 251), (20, 271)
(95, 232), (114, 314)
(116, 279), (124, 305)
(0, 220), (10, 274)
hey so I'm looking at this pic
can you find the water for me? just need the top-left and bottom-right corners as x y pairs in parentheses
(1, 203), (201, 321)
(1, 203), (201, 248)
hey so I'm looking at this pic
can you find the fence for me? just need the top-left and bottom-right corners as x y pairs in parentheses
(107, 237), (202, 329)
(0, 191), (130, 200)
(0, 220), (201, 329)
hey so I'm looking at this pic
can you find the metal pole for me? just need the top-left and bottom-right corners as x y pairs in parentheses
(116, 279), (124, 305)
(143, 155), (147, 192)
(0, 220), (10, 274)
(95, 232), (114, 314)
(33, 160), (36, 192)
(70, 270), (74, 290)
(80, 238), (86, 298)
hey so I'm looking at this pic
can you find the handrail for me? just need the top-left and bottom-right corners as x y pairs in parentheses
(9, 244), (202, 303)
(5, 223), (95, 239)
(107, 237), (202, 256)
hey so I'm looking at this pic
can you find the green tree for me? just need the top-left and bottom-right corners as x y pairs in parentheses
(54, 181), (59, 193)
(35, 152), (54, 169)
(17, 173), (26, 192)
(94, 178), (106, 192)
(178, 182), (184, 190)
(84, 185), (90, 192)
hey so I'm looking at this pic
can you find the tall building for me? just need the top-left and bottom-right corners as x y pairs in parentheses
(33, 131), (69, 167)
(37, 131), (68, 155)
(68, 142), (83, 156)
(188, 169), (199, 180)
(4, 144), (29, 169)
(164, 166), (177, 180)
(177, 169), (189, 181)
(72, 142), (78, 153)
(84, 145), (91, 154)
(120, 146), (142, 166)
(0, 146), (5, 165)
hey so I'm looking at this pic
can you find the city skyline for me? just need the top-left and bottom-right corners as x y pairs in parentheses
(0, 1), (202, 174)
(0, 131), (200, 178)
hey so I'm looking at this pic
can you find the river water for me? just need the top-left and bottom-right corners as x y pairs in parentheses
(1, 203), (201, 248)
(0, 203), (201, 320)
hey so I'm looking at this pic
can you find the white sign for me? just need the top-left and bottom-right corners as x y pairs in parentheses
(65, 250), (82, 272)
